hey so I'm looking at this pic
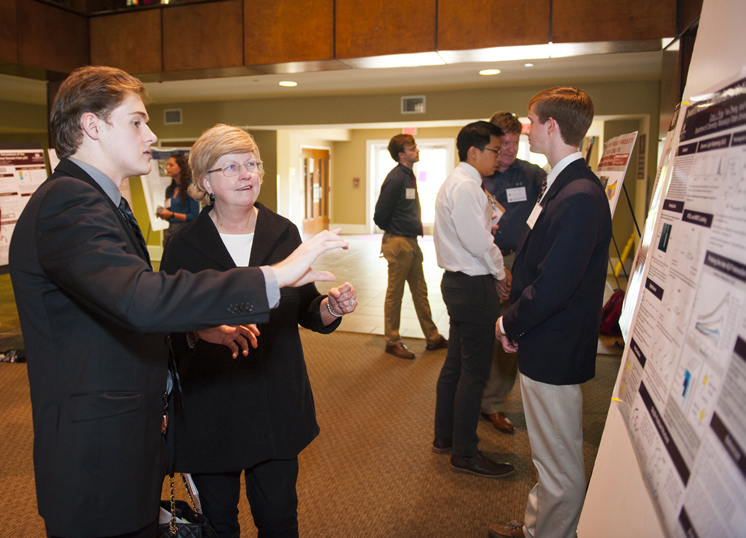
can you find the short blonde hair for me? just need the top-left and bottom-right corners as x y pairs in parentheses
(188, 124), (263, 204)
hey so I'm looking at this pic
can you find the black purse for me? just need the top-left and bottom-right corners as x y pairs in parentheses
(158, 474), (218, 538)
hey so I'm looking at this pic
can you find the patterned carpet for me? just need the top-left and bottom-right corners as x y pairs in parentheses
(0, 326), (621, 537)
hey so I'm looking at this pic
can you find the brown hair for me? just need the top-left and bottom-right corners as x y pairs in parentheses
(166, 153), (192, 205)
(50, 66), (147, 158)
(387, 134), (416, 162)
(489, 112), (522, 135)
(528, 87), (594, 147)
(188, 124), (263, 204)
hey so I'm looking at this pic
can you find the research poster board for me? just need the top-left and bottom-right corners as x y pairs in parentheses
(620, 112), (684, 339)
(596, 131), (637, 217)
(614, 76), (746, 538)
(139, 148), (191, 233)
(0, 148), (47, 266)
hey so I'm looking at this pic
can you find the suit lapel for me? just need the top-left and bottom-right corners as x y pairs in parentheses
(249, 203), (288, 268)
(54, 159), (152, 267)
(183, 207), (236, 270)
(513, 157), (585, 261)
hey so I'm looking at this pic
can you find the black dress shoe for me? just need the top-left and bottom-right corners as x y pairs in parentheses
(426, 335), (448, 351)
(450, 452), (514, 479)
(432, 437), (452, 454)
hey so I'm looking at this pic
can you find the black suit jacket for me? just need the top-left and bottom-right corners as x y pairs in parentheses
(161, 204), (339, 473)
(502, 158), (612, 385)
(9, 159), (273, 537)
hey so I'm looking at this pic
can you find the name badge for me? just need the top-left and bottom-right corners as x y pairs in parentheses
(405, 188), (416, 200)
(526, 203), (543, 229)
(506, 186), (527, 203)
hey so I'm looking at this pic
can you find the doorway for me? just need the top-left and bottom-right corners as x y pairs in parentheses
(302, 147), (330, 236)
(368, 138), (455, 234)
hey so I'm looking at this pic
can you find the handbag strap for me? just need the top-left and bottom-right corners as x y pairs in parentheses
(167, 472), (204, 536)
(168, 474), (178, 536)
(180, 473), (200, 513)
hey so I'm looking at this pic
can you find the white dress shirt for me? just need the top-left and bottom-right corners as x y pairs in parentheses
(433, 162), (505, 280)
(538, 151), (583, 205)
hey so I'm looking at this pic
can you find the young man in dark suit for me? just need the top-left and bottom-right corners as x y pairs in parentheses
(489, 87), (612, 538)
(9, 65), (347, 538)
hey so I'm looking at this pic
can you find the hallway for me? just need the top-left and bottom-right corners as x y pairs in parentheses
(312, 234), (449, 341)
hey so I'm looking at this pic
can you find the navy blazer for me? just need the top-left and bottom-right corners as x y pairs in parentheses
(161, 204), (340, 473)
(9, 159), (273, 537)
(502, 158), (612, 385)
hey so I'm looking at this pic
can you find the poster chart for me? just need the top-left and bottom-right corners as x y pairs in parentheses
(614, 77), (746, 537)
(596, 131), (637, 217)
(0, 149), (47, 266)
(619, 110), (685, 339)
(139, 148), (191, 234)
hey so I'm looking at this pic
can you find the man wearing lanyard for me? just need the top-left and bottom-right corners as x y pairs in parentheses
(374, 134), (448, 359)
(490, 87), (612, 538)
(480, 112), (546, 434)
(432, 121), (513, 478)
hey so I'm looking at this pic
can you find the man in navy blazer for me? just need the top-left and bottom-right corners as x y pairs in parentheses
(9, 66), (347, 538)
(489, 88), (612, 538)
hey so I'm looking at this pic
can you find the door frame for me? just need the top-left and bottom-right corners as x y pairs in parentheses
(367, 137), (455, 234)
(300, 145), (332, 236)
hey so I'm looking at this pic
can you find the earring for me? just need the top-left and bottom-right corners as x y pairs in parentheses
(209, 193), (215, 204)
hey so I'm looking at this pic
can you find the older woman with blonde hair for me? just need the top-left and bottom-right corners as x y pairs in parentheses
(161, 124), (356, 538)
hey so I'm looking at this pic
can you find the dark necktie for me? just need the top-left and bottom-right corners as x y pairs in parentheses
(537, 176), (548, 205)
(118, 196), (151, 265)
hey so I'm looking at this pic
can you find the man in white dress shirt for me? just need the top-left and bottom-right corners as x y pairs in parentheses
(431, 121), (514, 478)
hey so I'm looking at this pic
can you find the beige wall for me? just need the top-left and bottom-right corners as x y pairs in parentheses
(4, 78), (660, 253)
(331, 126), (462, 230)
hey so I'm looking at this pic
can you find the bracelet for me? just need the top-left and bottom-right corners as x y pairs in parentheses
(326, 300), (343, 318)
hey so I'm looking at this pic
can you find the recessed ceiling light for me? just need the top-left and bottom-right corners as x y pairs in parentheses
(524, 63), (535, 67)
(479, 69), (501, 76)
(279, 81), (297, 87)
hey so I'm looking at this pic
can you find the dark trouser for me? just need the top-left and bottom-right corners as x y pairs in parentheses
(434, 272), (500, 457)
(191, 458), (300, 538)
(47, 519), (158, 538)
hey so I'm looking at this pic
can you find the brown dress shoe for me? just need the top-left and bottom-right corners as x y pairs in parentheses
(488, 521), (526, 538)
(481, 411), (515, 433)
(425, 335), (448, 351)
(385, 342), (415, 359)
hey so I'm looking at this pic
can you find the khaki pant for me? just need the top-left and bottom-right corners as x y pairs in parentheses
(381, 233), (440, 346)
(481, 250), (518, 413)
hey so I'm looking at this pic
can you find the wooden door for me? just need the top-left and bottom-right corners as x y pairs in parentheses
(302, 148), (330, 236)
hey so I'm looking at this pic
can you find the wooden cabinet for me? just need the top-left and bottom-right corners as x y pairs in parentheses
(91, 10), (162, 74)
(244, 0), (334, 65)
(335, 0), (436, 59)
(438, 0), (550, 50)
(17, 1), (88, 73)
